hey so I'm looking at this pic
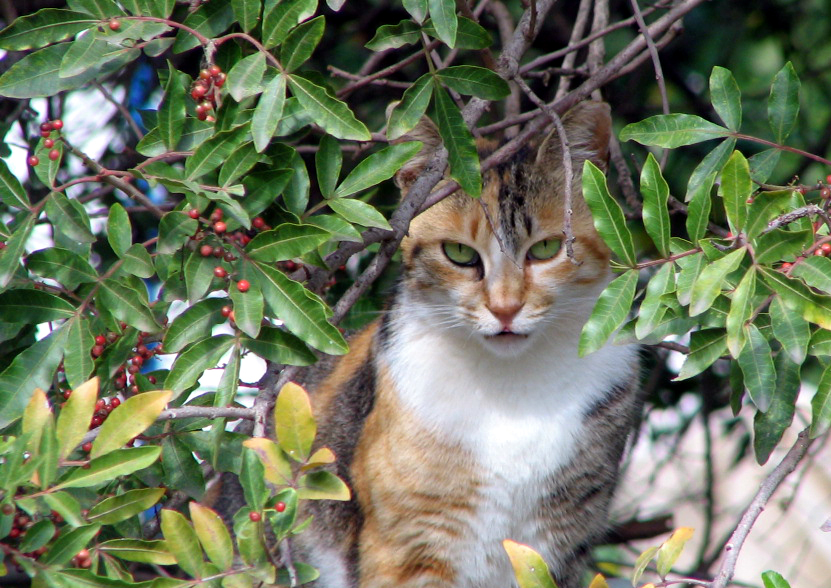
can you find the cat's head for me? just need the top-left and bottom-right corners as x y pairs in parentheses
(392, 101), (614, 357)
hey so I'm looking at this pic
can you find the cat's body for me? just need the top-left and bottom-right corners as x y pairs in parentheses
(294, 101), (641, 588)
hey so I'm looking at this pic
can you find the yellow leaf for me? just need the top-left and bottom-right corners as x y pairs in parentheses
(301, 446), (336, 471)
(274, 382), (316, 461)
(588, 574), (609, 588)
(22, 388), (51, 454)
(502, 540), (558, 588)
(56, 377), (99, 460)
(656, 527), (694, 577)
(242, 437), (293, 485)
(189, 502), (234, 572)
(91, 390), (173, 459)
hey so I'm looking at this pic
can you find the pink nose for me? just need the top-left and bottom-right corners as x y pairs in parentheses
(488, 303), (524, 330)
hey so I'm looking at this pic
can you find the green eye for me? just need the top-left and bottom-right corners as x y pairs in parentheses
(442, 242), (480, 266)
(528, 239), (561, 261)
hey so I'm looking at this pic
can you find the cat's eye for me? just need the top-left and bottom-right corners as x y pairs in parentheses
(442, 242), (480, 266)
(527, 238), (561, 261)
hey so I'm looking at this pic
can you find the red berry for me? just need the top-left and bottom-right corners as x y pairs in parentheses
(213, 246), (224, 258)
(188, 208), (201, 219)
(826, 174), (831, 184)
(223, 252), (237, 262)
(210, 209), (223, 222)
(43, 138), (54, 149)
(9, 527), (20, 538)
(137, 343), (149, 357)
(108, 17), (120, 30)
(252, 217), (266, 229)
(822, 243), (831, 254)
(95, 399), (105, 411)
(51, 119), (63, 130)
(821, 187), (831, 200)
(200, 244), (214, 257)
(131, 355), (143, 366)
(214, 72), (226, 87)
(115, 375), (127, 389)
(82, 442), (92, 452)
(228, 310), (236, 323)
(28, 155), (39, 166)
(91, 344), (105, 357)
(275, 502), (286, 513)
(236, 279), (250, 293)
(221, 305), (233, 318)
(196, 109), (208, 121)
(815, 248), (826, 256)
(191, 84), (208, 100)
(48, 149), (60, 161)
(40, 122), (53, 133)
(208, 64), (222, 76)
(147, 375), (157, 384)
(127, 364), (140, 374)
(95, 335), (107, 346)
(110, 397), (121, 409)
(213, 221), (227, 234)
(199, 69), (211, 80)
(214, 266), (228, 278)
(41, 129), (52, 138)
(91, 415), (103, 427)
(249, 511), (261, 522)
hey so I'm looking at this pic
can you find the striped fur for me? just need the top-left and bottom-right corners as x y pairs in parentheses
(294, 102), (641, 588)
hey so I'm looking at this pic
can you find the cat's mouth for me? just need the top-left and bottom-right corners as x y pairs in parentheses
(485, 330), (529, 341)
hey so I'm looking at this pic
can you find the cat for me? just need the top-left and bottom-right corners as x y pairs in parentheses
(292, 100), (642, 588)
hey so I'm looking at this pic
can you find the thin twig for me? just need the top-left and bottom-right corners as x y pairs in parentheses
(94, 81), (144, 140)
(555, 0), (593, 101)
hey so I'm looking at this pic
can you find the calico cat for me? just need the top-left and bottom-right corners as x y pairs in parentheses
(293, 101), (641, 588)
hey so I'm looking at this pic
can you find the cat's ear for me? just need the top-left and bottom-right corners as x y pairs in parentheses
(536, 101), (612, 173)
(389, 111), (443, 192)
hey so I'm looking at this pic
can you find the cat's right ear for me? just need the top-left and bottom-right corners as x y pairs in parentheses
(388, 108), (443, 192)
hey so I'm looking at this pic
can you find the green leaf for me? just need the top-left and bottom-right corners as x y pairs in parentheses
(631, 546), (659, 587)
(760, 266), (831, 329)
(55, 375), (98, 461)
(98, 539), (176, 565)
(297, 470), (351, 501)
(239, 447), (269, 511)
(92, 390), (173, 459)
(243, 438), (293, 487)
(107, 203), (132, 258)
(433, 85), (480, 196)
(41, 524), (101, 566)
(768, 62), (800, 143)
(582, 161), (637, 267)
(53, 446), (161, 490)
(745, 190), (796, 241)
(749, 148), (781, 185)
(619, 114), (729, 148)
(164, 298), (228, 353)
(242, 326), (317, 366)
(754, 353), (799, 464)
(762, 571), (792, 588)
(578, 270), (638, 357)
(656, 528), (694, 578)
(45, 192), (95, 243)
(635, 263), (674, 340)
(219, 142), (261, 187)
(424, 16), (491, 49)
(435, 65), (509, 100)
(97, 278), (161, 333)
(158, 63), (187, 152)
(689, 248), (745, 316)
(252, 73), (287, 153)
(306, 214), (362, 242)
(316, 134), (342, 198)
(0, 216), (34, 288)
(252, 261), (348, 354)
(226, 52), (266, 102)
(791, 256), (831, 293)
(754, 229), (812, 265)
(87, 488), (166, 525)
(387, 73), (433, 140)
(262, 0), (316, 48)
(0, 158), (30, 210)
(737, 323), (775, 412)
(247, 224), (331, 262)
(183, 249), (215, 306)
(230, 274), (264, 338)
(267, 488), (298, 541)
(26, 247), (96, 289)
(709, 66), (741, 130)
(190, 502), (233, 571)
(810, 329), (831, 356)
(335, 142), (423, 198)
(503, 540), (557, 588)
(685, 137), (736, 202)
(165, 336), (235, 398)
(162, 435), (205, 500)
(366, 19), (420, 51)
(282, 16), (324, 72)
(67, 0), (126, 19)
(0, 289), (75, 323)
(59, 30), (135, 78)
(719, 151), (751, 235)
(232, 0), (261, 32)
(289, 75), (371, 141)
(20, 519), (56, 553)
(160, 509), (203, 578)
(640, 153), (671, 256)
(171, 0), (234, 53)
(403, 0), (428, 22)
(676, 329), (728, 380)
(686, 172), (714, 243)
(158, 212), (198, 255)
(770, 296), (809, 364)
(0, 323), (68, 429)
(121, 243), (155, 278)
(274, 382), (316, 461)
(0, 9), (94, 51)
(327, 197), (391, 231)
(810, 363), (831, 439)
(43, 491), (86, 528)
(726, 268), (756, 357)
(186, 124), (249, 180)
(427, 0), (457, 47)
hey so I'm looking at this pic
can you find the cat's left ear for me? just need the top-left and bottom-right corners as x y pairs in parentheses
(536, 101), (612, 173)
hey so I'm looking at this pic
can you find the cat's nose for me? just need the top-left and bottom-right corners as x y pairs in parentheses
(488, 302), (524, 330)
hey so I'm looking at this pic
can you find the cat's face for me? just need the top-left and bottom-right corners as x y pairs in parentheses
(396, 102), (613, 357)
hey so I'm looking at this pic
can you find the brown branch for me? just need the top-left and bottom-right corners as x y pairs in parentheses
(709, 428), (815, 588)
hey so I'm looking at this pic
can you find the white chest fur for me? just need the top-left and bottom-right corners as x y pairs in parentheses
(382, 314), (638, 587)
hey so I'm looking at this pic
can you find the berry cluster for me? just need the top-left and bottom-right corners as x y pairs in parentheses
(59, 387), (121, 439)
(1, 506), (63, 561)
(84, 326), (161, 395)
(192, 65), (226, 121)
(28, 119), (64, 166)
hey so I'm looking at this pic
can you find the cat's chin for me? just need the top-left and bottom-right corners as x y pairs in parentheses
(480, 331), (533, 356)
